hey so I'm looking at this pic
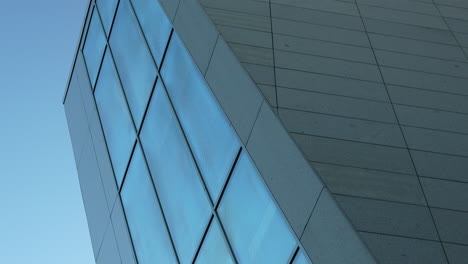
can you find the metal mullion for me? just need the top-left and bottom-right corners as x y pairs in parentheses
(191, 215), (215, 264)
(63, 0), (93, 103)
(288, 246), (300, 264)
(82, 4), (107, 90)
(213, 211), (239, 264)
(155, 56), (216, 209)
(153, 80), (215, 261)
(115, 195), (140, 264)
(214, 147), (242, 210)
(189, 147), (242, 264)
(128, 139), (182, 264)
(126, 0), (164, 71)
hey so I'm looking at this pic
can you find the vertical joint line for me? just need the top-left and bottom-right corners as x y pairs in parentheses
(353, 1), (451, 262)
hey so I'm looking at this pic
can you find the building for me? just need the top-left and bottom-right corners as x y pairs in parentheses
(63, 0), (468, 263)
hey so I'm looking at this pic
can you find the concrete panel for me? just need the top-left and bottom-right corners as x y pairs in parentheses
(205, 7), (271, 32)
(363, 18), (458, 45)
(358, 5), (448, 30)
(445, 18), (468, 33)
(258, 84), (277, 107)
(274, 34), (376, 64)
(217, 25), (272, 48)
(387, 85), (468, 114)
(421, 177), (468, 211)
(157, 0), (180, 21)
(271, 0), (359, 16)
(279, 109), (406, 147)
(368, 33), (467, 62)
(301, 190), (376, 264)
(247, 102), (323, 235)
(314, 162), (426, 205)
(336, 195), (438, 240)
(275, 50), (382, 82)
(111, 198), (137, 264)
(454, 32), (468, 47)
(438, 5), (468, 21)
(229, 43), (273, 66)
(360, 232), (447, 264)
(205, 37), (264, 144)
(275, 68), (389, 101)
(271, 3), (364, 31)
(293, 134), (416, 174)
(411, 150), (468, 183)
(64, 74), (89, 166)
(200, 0), (270, 16)
(77, 140), (111, 257)
(243, 63), (275, 85)
(97, 223), (121, 264)
(173, 0), (219, 74)
(277, 87), (395, 122)
(381, 67), (468, 96)
(357, 0), (439, 16)
(432, 208), (468, 245)
(434, 0), (468, 8)
(395, 105), (468, 134)
(272, 18), (370, 47)
(375, 50), (468, 79)
(402, 126), (468, 156)
(443, 243), (468, 264)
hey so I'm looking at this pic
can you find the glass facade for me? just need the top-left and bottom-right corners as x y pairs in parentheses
(78, 1), (313, 263)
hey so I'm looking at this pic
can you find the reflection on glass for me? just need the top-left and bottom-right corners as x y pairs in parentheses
(293, 250), (312, 264)
(131, 0), (172, 66)
(218, 152), (296, 263)
(195, 219), (235, 264)
(121, 144), (178, 264)
(140, 84), (211, 263)
(94, 50), (136, 186)
(83, 8), (106, 88)
(96, 0), (118, 35)
(109, 0), (156, 128)
(161, 34), (240, 202)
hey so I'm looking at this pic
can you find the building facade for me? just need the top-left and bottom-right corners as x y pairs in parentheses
(64, 0), (468, 263)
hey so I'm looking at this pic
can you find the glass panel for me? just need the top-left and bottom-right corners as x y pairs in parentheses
(195, 219), (235, 264)
(130, 0), (172, 66)
(161, 34), (240, 202)
(218, 151), (296, 264)
(83, 8), (106, 88)
(140, 83), (211, 264)
(109, 0), (156, 128)
(293, 250), (312, 264)
(96, 0), (118, 35)
(121, 144), (178, 264)
(94, 50), (136, 186)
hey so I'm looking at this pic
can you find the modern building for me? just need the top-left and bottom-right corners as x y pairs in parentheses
(63, 0), (468, 263)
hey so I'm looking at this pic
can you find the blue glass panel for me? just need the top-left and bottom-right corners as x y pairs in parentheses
(121, 144), (178, 264)
(293, 250), (312, 264)
(161, 34), (240, 202)
(140, 84), (211, 263)
(109, 0), (156, 128)
(195, 219), (235, 264)
(83, 8), (106, 88)
(94, 50), (136, 186)
(96, 0), (118, 35)
(218, 151), (296, 263)
(130, 0), (172, 65)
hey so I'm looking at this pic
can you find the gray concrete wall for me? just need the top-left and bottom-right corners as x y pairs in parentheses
(200, 0), (468, 263)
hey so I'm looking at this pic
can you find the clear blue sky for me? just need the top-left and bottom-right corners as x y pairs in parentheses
(0, 0), (95, 263)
